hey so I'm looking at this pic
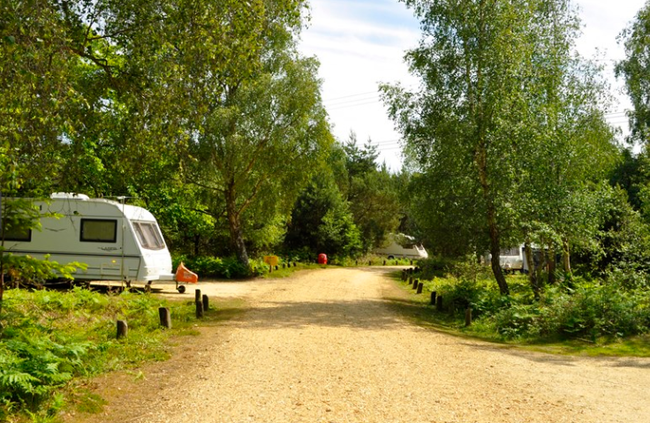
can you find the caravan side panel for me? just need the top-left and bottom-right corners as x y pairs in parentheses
(3, 198), (172, 282)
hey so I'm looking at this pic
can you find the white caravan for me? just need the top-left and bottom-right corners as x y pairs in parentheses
(498, 245), (527, 274)
(373, 233), (428, 260)
(494, 244), (545, 274)
(1, 193), (176, 288)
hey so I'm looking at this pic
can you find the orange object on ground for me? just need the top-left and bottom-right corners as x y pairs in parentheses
(176, 262), (198, 283)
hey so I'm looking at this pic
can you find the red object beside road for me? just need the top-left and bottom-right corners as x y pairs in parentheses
(176, 262), (198, 283)
(318, 253), (327, 265)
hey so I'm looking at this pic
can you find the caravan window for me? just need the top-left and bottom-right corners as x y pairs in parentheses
(1, 225), (31, 242)
(500, 247), (521, 256)
(81, 219), (117, 243)
(133, 221), (165, 250)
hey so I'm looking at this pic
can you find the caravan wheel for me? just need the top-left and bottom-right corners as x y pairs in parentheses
(177, 285), (186, 294)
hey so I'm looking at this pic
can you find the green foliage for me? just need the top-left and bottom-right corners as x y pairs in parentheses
(415, 256), (456, 279)
(416, 270), (650, 342)
(341, 134), (401, 251)
(173, 255), (250, 279)
(616, 1), (650, 143)
(285, 171), (363, 260)
(0, 287), (198, 419)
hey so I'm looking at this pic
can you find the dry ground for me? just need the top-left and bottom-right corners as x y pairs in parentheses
(67, 267), (650, 423)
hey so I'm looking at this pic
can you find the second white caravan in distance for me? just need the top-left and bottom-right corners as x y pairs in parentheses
(372, 233), (428, 260)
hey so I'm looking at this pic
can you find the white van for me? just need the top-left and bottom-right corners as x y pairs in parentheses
(1, 193), (178, 289)
(373, 233), (428, 260)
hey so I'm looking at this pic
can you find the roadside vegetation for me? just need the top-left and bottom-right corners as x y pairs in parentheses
(396, 258), (650, 356)
(0, 286), (238, 423)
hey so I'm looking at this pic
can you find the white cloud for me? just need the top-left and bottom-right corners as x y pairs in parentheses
(299, 0), (419, 170)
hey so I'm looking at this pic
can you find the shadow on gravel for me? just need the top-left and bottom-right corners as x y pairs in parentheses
(459, 341), (650, 369)
(226, 298), (422, 330)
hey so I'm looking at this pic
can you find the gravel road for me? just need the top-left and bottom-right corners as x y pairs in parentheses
(75, 267), (650, 423)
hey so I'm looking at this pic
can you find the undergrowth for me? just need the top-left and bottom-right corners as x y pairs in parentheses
(401, 263), (650, 352)
(0, 287), (202, 422)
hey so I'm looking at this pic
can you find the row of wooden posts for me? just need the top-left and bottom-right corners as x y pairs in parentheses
(358, 259), (416, 266)
(263, 262), (297, 273)
(401, 268), (472, 327)
(116, 289), (211, 339)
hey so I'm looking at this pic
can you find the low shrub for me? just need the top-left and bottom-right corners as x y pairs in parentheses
(0, 287), (196, 420)
(414, 268), (650, 342)
(416, 256), (457, 279)
(173, 255), (250, 279)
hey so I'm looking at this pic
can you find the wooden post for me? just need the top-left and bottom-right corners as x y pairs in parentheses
(436, 296), (443, 312)
(269, 265), (272, 273)
(412, 278), (419, 290)
(383, 260), (386, 266)
(116, 320), (128, 339)
(196, 300), (204, 318)
(417, 282), (423, 294)
(202, 294), (209, 311)
(275, 265), (279, 271)
(159, 307), (172, 329)
(195, 289), (201, 305)
(430, 291), (437, 305)
(369, 260), (372, 266)
(465, 308), (472, 326)
(293, 262), (297, 267)
(408, 276), (413, 285)
(410, 260), (413, 266)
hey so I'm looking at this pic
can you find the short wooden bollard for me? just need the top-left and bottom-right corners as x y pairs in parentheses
(436, 295), (443, 312)
(412, 278), (419, 290)
(269, 265), (273, 273)
(275, 265), (279, 271)
(465, 308), (472, 326)
(369, 260), (372, 266)
(116, 320), (128, 339)
(430, 291), (437, 305)
(383, 260), (386, 266)
(202, 294), (209, 311)
(196, 300), (204, 318)
(417, 282), (423, 294)
(293, 262), (297, 267)
(410, 260), (413, 266)
(159, 307), (172, 329)
(408, 276), (413, 285)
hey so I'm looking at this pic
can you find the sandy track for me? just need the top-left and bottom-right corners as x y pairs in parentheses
(74, 267), (650, 423)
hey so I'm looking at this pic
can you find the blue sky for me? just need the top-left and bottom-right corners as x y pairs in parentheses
(298, 0), (648, 170)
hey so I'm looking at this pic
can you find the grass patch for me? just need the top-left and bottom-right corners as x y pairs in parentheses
(0, 287), (247, 422)
(257, 262), (322, 279)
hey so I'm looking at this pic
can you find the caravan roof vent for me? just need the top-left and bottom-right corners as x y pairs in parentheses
(50, 192), (90, 200)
